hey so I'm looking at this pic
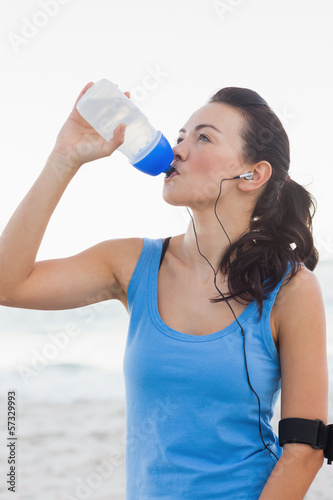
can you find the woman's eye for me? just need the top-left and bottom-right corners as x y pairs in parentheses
(175, 134), (209, 145)
(199, 134), (210, 142)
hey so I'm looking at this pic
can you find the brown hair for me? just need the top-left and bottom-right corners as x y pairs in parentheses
(209, 87), (318, 315)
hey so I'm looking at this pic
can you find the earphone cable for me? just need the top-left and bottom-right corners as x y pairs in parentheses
(214, 177), (232, 247)
(187, 177), (279, 462)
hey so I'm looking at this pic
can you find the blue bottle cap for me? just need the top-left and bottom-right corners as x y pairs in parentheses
(132, 133), (174, 176)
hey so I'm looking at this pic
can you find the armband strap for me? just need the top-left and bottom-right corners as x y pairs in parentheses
(279, 418), (333, 465)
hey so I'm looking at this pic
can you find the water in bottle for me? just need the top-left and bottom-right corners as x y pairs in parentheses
(76, 79), (175, 176)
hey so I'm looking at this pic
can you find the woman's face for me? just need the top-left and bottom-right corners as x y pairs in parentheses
(162, 102), (249, 209)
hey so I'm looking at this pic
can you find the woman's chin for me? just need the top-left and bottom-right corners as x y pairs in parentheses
(162, 188), (187, 207)
(162, 194), (184, 207)
(162, 188), (213, 210)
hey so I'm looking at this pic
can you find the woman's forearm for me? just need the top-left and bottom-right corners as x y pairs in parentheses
(259, 446), (324, 499)
(0, 151), (81, 298)
(0, 81), (127, 303)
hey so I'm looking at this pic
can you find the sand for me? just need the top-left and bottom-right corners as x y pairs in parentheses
(0, 392), (332, 500)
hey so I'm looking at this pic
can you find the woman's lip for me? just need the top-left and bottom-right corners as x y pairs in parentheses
(165, 163), (178, 177)
(165, 170), (180, 180)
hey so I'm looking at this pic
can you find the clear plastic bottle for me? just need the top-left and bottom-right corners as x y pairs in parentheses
(76, 79), (175, 176)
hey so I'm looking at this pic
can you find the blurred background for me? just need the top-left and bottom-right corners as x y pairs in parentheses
(0, 0), (333, 498)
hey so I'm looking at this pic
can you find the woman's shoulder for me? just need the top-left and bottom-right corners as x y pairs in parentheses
(280, 264), (322, 300)
(109, 235), (179, 292)
(102, 237), (145, 286)
(272, 264), (324, 336)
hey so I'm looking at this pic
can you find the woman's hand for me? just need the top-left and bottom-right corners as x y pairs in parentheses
(52, 82), (130, 168)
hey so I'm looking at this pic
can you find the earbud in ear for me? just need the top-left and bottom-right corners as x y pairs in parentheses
(236, 172), (254, 180)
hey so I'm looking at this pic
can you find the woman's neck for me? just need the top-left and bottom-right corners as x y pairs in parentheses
(181, 205), (251, 274)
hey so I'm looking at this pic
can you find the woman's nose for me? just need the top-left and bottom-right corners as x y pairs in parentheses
(172, 141), (188, 161)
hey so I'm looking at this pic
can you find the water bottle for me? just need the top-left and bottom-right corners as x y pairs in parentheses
(76, 79), (175, 176)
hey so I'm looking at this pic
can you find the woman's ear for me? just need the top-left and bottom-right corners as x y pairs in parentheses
(238, 161), (272, 192)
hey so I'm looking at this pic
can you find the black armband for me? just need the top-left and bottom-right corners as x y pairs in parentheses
(279, 418), (333, 465)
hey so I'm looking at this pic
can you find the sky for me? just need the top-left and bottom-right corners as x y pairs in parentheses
(0, 0), (333, 261)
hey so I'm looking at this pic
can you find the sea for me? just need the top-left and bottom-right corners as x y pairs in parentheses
(0, 260), (333, 405)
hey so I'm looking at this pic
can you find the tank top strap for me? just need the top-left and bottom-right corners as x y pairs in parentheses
(159, 237), (172, 269)
(264, 262), (293, 312)
(127, 238), (162, 312)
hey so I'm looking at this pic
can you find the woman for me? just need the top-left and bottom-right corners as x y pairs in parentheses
(0, 82), (328, 499)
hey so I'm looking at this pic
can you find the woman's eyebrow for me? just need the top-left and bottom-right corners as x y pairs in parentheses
(178, 124), (222, 134)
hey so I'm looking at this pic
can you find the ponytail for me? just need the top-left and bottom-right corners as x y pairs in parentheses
(278, 179), (318, 270)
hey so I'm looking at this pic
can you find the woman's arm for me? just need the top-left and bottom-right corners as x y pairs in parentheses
(259, 266), (328, 499)
(0, 82), (142, 310)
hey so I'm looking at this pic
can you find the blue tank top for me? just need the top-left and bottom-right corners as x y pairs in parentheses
(123, 238), (287, 500)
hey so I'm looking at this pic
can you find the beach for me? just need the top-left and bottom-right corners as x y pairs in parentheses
(0, 364), (333, 500)
(0, 261), (333, 499)
(0, 367), (127, 500)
